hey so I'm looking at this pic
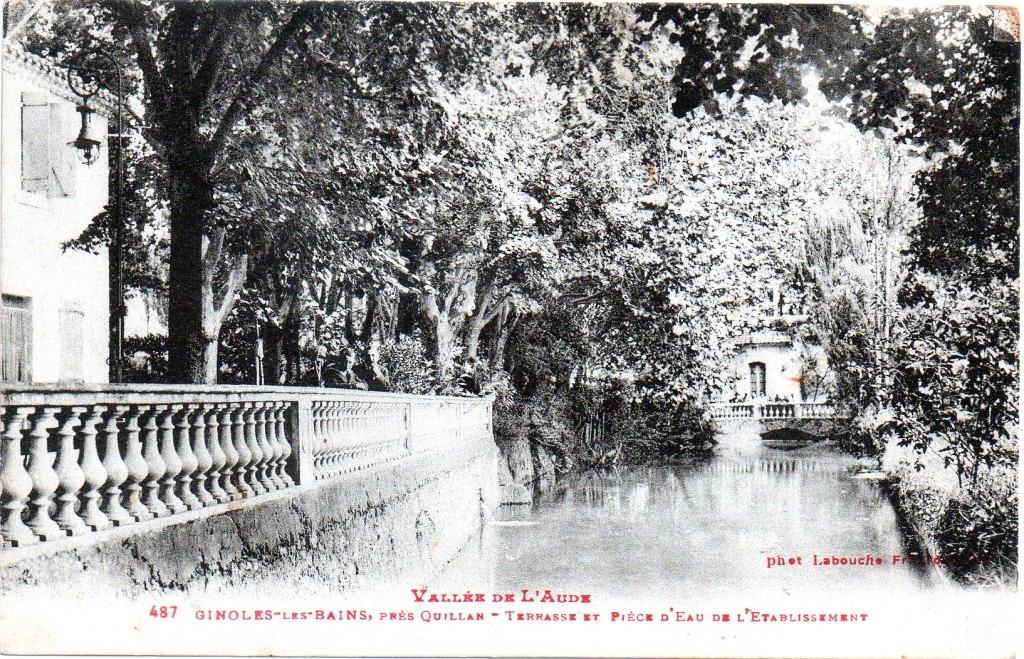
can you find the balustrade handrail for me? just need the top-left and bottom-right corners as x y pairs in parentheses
(1, 383), (487, 404)
(0, 384), (493, 550)
(710, 400), (843, 419)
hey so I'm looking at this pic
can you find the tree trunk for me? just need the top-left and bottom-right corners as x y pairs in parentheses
(262, 322), (284, 385)
(361, 290), (378, 342)
(283, 309), (302, 384)
(433, 316), (456, 382)
(465, 278), (497, 361)
(203, 338), (219, 383)
(166, 164), (213, 383)
(344, 287), (357, 344)
(490, 306), (519, 371)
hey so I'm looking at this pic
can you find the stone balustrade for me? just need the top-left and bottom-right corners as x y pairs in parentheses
(710, 401), (842, 420)
(710, 403), (755, 419)
(795, 402), (838, 419)
(760, 403), (796, 418)
(0, 384), (492, 548)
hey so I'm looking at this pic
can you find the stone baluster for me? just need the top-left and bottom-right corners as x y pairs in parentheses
(319, 402), (330, 474)
(308, 403), (319, 477)
(342, 402), (353, 466)
(312, 402), (322, 442)
(311, 403), (324, 478)
(190, 407), (215, 507)
(243, 404), (266, 495)
(366, 405), (376, 460)
(232, 407), (255, 498)
(333, 403), (346, 470)
(326, 403), (336, 473)
(139, 406), (168, 518)
(53, 407), (89, 535)
(99, 405), (132, 526)
(1, 407), (38, 546)
(25, 407), (65, 540)
(217, 406), (240, 501)
(337, 402), (347, 470)
(157, 405), (186, 514)
(122, 406), (152, 521)
(275, 403), (295, 486)
(362, 402), (373, 461)
(262, 403), (285, 490)
(78, 406), (111, 531)
(322, 402), (335, 477)
(253, 404), (275, 491)
(331, 402), (343, 471)
(349, 403), (361, 464)
(205, 406), (229, 503)
(173, 406), (202, 511)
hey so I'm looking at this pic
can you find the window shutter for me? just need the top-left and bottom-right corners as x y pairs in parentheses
(48, 103), (75, 198)
(2, 295), (33, 383)
(20, 91), (49, 194)
(750, 362), (766, 398)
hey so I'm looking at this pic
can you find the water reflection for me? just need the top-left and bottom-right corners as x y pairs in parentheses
(438, 440), (939, 601)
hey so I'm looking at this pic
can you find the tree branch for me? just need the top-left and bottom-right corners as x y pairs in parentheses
(205, 3), (315, 160)
(107, 0), (170, 117)
(215, 254), (249, 328)
(202, 225), (226, 278)
(474, 277), (496, 318)
(421, 290), (441, 323)
(442, 268), (467, 318)
(564, 289), (610, 305)
(191, 7), (237, 116)
(482, 296), (510, 326)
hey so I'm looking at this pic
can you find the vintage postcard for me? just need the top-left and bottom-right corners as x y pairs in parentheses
(0, 1), (1018, 657)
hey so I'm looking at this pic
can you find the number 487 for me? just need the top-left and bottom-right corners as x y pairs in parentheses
(149, 605), (177, 619)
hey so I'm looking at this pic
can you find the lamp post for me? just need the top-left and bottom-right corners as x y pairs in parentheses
(67, 49), (126, 383)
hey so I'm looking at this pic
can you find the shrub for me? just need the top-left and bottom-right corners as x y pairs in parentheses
(376, 332), (435, 394)
(123, 334), (168, 384)
(934, 471), (1018, 585)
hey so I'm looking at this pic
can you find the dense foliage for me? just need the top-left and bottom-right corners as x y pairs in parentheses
(813, 7), (1019, 582)
(8, 2), (1016, 581)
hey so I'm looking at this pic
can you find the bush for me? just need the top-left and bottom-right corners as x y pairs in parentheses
(123, 334), (168, 383)
(934, 471), (1018, 585)
(376, 332), (435, 394)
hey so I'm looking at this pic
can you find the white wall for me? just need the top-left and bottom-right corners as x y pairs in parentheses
(124, 292), (167, 338)
(730, 343), (804, 402)
(1, 53), (110, 383)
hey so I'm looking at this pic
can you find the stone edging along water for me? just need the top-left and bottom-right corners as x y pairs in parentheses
(0, 438), (501, 597)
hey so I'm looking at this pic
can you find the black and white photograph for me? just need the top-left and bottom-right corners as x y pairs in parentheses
(0, 1), (1019, 656)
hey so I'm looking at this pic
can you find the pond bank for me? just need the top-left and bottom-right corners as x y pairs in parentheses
(880, 440), (1018, 587)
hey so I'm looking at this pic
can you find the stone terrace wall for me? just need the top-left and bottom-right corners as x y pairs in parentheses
(0, 438), (498, 599)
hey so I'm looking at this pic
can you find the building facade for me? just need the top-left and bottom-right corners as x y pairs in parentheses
(723, 329), (812, 403)
(1, 47), (111, 383)
(718, 284), (830, 404)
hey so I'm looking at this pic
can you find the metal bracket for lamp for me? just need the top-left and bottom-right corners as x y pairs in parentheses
(66, 58), (104, 165)
(64, 46), (128, 383)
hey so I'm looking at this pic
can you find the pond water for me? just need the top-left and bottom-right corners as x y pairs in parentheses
(438, 437), (941, 600)
(425, 436), (1023, 657)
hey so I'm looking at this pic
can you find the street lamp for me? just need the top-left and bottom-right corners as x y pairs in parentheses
(72, 103), (104, 165)
(67, 48), (127, 384)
